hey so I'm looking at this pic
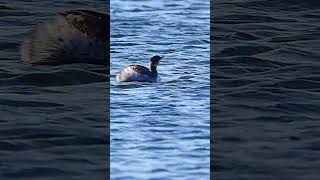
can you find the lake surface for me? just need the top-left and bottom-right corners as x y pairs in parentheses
(213, 0), (320, 179)
(0, 1), (108, 179)
(110, 0), (210, 179)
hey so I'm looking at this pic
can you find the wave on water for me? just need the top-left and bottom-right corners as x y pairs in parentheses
(0, 1), (109, 179)
(213, 0), (320, 179)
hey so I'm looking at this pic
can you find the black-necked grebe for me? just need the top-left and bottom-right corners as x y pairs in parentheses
(116, 55), (163, 83)
(21, 10), (109, 65)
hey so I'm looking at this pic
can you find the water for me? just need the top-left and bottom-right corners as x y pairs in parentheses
(110, 0), (210, 179)
(0, 1), (108, 179)
(213, 0), (320, 179)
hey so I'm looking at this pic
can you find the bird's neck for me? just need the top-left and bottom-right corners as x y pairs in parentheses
(150, 66), (157, 72)
(149, 62), (157, 72)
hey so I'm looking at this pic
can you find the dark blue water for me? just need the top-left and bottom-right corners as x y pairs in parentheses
(213, 0), (320, 179)
(0, 1), (108, 179)
(110, 0), (210, 179)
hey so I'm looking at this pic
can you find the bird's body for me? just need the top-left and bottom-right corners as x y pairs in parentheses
(21, 10), (109, 65)
(116, 55), (163, 83)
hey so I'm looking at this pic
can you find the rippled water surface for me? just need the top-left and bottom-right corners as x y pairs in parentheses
(110, 0), (210, 179)
(213, 0), (320, 179)
(0, 1), (108, 179)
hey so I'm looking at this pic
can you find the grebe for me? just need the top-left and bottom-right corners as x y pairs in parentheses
(21, 10), (109, 65)
(116, 55), (163, 83)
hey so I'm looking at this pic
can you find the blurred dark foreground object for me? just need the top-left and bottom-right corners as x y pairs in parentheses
(21, 10), (109, 66)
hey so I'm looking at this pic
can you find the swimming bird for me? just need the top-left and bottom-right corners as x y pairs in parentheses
(116, 55), (163, 83)
(21, 10), (109, 65)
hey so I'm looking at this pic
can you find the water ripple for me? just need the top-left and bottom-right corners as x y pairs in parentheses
(213, 1), (320, 179)
(0, 1), (108, 179)
(111, 0), (210, 179)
